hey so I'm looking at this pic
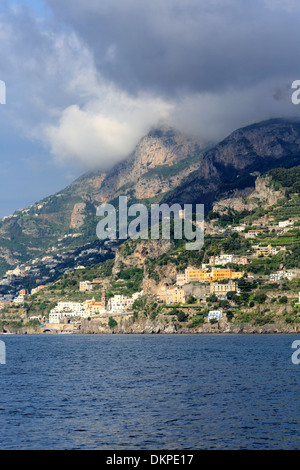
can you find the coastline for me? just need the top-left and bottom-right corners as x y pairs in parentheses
(1, 320), (300, 335)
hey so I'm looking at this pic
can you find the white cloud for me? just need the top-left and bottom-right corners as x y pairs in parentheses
(1, 1), (300, 174)
(45, 84), (172, 169)
(0, 3), (173, 170)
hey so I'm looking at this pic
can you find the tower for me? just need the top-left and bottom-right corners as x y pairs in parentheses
(101, 287), (107, 309)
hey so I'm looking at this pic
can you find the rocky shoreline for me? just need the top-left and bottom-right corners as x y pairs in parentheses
(1, 319), (300, 335)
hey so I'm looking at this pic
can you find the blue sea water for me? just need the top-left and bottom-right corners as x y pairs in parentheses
(0, 334), (299, 450)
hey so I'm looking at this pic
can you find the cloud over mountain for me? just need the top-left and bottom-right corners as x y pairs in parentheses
(1, 0), (300, 171)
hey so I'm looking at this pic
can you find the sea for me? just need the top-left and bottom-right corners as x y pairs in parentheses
(0, 334), (299, 450)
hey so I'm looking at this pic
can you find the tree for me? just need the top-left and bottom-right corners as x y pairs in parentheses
(238, 278), (253, 293)
(253, 292), (268, 304)
(226, 291), (237, 300)
(108, 317), (118, 328)
(176, 310), (188, 322)
(207, 294), (218, 303)
(218, 299), (229, 308)
(226, 311), (234, 322)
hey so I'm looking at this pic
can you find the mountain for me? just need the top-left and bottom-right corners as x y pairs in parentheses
(1, 117), (300, 285)
(2, 117), (300, 331)
(20, 161), (300, 334)
(73, 127), (207, 205)
(0, 128), (207, 278)
(163, 118), (300, 210)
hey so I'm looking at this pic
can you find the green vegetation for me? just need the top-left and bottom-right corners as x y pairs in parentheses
(3, 152), (300, 332)
(108, 317), (118, 328)
(176, 310), (188, 322)
(268, 165), (300, 193)
(210, 209), (254, 228)
(140, 153), (201, 181)
(253, 292), (268, 304)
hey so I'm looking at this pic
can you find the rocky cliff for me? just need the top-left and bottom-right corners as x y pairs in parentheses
(87, 127), (206, 203)
(164, 118), (300, 210)
(79, 314), (300, 335)
(213, 175), (284, 214)
(113, 238), (174, 274)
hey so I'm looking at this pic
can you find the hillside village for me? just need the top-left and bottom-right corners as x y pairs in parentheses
(1, 173), (300, 334)
(1, 124), (300, 334)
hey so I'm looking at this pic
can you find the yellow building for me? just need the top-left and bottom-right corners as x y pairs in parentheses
(158, 286), (186, 304)
(176, 266), (244, 285)
(232, 271), (244, 279)
(211, 268), (244, 281)
(211, 268), (231, 281)
(186, 267), (207, 283)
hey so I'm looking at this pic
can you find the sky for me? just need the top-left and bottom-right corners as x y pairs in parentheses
(0, 0), (300, 217)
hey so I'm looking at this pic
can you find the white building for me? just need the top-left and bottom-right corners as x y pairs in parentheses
(55, 302), (84, 313)
(29, 315), (43, 322)
(270, 270), (300, 282)
(244, 229), (261, 239)
(285, 270), (299, 281)
(232, 225), (245, 232)
(49, 301), (86, 322)
(108, 295), (128, 311)
(49, 312), (63, 323)
(213, 254), (234, 266)
(208, 310), (223, 321)
(278, 220), (294, 229)
(107, 291), (143, 312)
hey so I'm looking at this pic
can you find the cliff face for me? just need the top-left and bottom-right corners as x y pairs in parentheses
(164, 118), (300, 210)
(79, 314), (300, 335)
(70, 202), (87, 229)
(92, 128), (206, 203)
(3, 319), (300, 335)
(213, 175), (284, 214)
(113, 239), (174, 274)
(207, 119), (300, 169)
(142, 262), (178, 297)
